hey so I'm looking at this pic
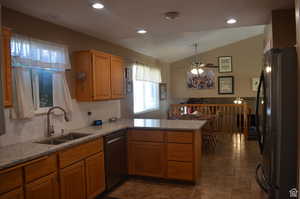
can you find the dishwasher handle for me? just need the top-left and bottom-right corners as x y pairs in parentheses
(106, 136), (125, 144)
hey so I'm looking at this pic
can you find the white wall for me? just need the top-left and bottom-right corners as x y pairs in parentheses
(0, 99), (120, 147)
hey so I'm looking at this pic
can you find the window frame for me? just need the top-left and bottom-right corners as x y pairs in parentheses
(31, 69), (54, 114)
(133, 65), (160, 114)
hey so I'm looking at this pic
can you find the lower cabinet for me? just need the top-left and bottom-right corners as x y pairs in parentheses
(0, 188), (23, 199)
(85, 153), (106, 199)
(60, 161), (86, 199)
(25, 173), (59, 199)
(128, 142), (165, 178)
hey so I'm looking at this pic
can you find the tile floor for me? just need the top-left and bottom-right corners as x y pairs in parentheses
(107, 133), (267, 199)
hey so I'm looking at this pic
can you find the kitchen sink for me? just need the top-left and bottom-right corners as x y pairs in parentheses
(35, 132), (91, 145)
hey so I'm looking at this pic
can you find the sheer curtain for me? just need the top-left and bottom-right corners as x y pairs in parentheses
(10, 34), (72, 119)
(133, 63), (161, 113)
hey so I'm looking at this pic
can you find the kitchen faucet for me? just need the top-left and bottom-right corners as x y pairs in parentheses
(47, 106), (70, 137)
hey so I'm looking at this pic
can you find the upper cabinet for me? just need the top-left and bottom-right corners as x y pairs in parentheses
(111, 56), (124, 99)
(74, 50), (124, 101)
(264, 9), (296, 52)
(2, 27), (12, 107)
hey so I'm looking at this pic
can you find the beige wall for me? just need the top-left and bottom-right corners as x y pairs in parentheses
(2, 7), (170, 119)
(170, 35), (264, 103)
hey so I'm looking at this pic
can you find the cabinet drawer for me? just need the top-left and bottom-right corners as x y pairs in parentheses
(167, 131), (193, 143)
(167, 143), (193, 162)
(0, 187), (23, 199)
(167, 161), (193, 181)
(59, 139), (102, 168)
(0, 168), (23, 194)
(24, 154), (57, 183)
(128, 130), (164, 142)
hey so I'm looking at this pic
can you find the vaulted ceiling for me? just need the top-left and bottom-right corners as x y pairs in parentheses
(0, 0), (294, 62)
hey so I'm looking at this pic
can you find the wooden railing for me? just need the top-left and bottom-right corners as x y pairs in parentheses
(169, 104), (252, 136)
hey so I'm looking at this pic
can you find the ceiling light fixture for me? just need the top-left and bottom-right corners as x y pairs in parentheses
(226, 18), (237, 24)
(164, 11), (180, 20)
(137, 29), (147, 34)
(92, 2), (104, 9)
(190, 43), (205, 75)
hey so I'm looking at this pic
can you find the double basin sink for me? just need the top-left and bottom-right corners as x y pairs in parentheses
(35, 132), (91, 145)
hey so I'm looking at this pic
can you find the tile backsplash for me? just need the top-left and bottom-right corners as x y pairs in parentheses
(0, 99), (121, 147)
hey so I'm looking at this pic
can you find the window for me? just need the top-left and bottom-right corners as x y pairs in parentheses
(10, 34), (72, 119)
(32, 69), (54, 112)
(133, 64), (161, 114)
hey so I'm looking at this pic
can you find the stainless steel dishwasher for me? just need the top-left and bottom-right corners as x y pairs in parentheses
(104, 130), (128, 191)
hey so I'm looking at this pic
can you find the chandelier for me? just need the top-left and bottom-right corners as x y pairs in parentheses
(190, 43), (205, 75)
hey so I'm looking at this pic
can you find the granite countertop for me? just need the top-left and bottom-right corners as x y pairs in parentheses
(0, 119), (206, 170)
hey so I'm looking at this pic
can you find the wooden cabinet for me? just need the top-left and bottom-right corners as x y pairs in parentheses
(24, 155), (57, 183)
(128, 129), (201, 182)
(59, 139), (105, 199)
(25, 173), (58, 199)
(92, 51), (111, 100)
(128, 142), (165, 178)
(110, 56), (124, 99)
(85, 153), (105, 199)
(264, 9), (296, 51)
(74, 50), (124, 101)
(60, 161), (86, 199)
(0, 139), (106, 199)
(0, 188), (23, 199)
(58, 139), (101, 169)
(2, 27), (12, 107)
(0, 168), (23, 195)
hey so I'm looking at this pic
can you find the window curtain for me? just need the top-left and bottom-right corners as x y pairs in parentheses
(135, 63), (162, 83)
(10, 34), (73, 119)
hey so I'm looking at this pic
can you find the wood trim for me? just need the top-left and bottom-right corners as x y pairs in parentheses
(2, 27), (12, 107)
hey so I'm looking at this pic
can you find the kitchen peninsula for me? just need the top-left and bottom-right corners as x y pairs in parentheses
(0, 119), (206, 199)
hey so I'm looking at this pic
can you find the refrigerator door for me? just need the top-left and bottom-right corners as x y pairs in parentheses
(271, 48), (298, 199)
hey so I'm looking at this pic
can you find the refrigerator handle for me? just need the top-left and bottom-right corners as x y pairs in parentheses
(255, 71), (264, 153)
(255, 163), (271, 193)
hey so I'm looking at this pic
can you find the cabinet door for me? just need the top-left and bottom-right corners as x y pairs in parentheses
(25, 173), (58, 199)
(0, 188), (23, 199)
(110, 56), (124, 99)
(92, 51), (111, 100)
(60, 161), (86, 199)
(128, 142), (165, 178)
(85, 153), (105, 199)
(2, 28), (12, 107)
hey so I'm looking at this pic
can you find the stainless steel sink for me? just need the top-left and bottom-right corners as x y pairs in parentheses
(35, 132), (91, 145)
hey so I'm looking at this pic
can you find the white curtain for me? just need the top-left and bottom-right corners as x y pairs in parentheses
(52, 72), (73, 116)
(135, 63), (161, 83)
(11, 68), (35, 119)
(11, 34), (70, 70)
(10, 34), (73, 119)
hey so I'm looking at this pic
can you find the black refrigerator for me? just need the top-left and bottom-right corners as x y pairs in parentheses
(255, 47), (298, 199)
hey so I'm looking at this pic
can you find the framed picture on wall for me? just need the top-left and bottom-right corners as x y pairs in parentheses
(218, 56), (232, 73)
(252, 77), (260, 91)
(159, 83), (167, 100)
(218, 76), (234, 94)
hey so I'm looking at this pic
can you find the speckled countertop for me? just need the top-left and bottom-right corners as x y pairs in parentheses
(0, 119), (206, 170)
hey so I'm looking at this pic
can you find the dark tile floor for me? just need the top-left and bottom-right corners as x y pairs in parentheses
(107, 133), (267, 199)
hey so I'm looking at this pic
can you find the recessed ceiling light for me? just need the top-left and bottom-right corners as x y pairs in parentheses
(164, 11), (180, 20)
(92, 2), (104, 9)
(137, 29), (147, 34)
(226, 18), (237, 24)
